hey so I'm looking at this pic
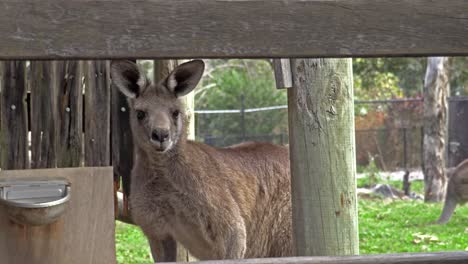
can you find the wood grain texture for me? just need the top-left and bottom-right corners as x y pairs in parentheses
(84, 60), (111, 166)
(165, 252), (468, 264)
(30, 61), (58, 168)
(273, 59), (293, 89)
(0, 61), (29, 169)
(111, 71), (133, 196)
(0, 167), (116, 264)
(287, 59), (358, 256)
(0, 0), (467, 59)
(56, 61), (84, 168)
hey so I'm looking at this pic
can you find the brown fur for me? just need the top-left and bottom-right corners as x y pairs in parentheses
(437, 159), (468, 224)
(111, 60), (292, 261)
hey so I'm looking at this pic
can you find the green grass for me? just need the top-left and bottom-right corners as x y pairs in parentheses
(115, 199), (468, 263)
(115, 221), (152, 264)
(359, 199), (468, 254)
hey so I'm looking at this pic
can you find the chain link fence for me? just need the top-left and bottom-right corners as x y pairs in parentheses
(195, 97), (468, 172)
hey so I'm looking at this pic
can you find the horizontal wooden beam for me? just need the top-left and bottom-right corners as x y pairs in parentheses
(0, 0), (467, 59)
(169, 252), (467, 264)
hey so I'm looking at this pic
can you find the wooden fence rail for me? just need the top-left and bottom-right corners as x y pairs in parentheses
(0, 0), (467, 59)
(172, 252), (468, 264)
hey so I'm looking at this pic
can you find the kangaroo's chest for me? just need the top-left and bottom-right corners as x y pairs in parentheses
(129, 171), (202, 232)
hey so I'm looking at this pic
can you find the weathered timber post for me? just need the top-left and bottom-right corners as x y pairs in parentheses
(287, 58), (358, 256)
(55, 61), (84, 168)
(0, 61), (28, 170)
(30, 61), (57, 169)
(84, 60), (111, 167)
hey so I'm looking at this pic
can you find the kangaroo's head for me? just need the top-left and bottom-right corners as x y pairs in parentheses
(111, 60), (204, 153)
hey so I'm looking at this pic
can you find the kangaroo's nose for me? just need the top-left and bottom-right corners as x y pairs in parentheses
(151, 129), (169, 143)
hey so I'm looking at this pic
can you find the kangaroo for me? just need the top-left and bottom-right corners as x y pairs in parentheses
(436, 159), (468, 224)
(110, 60), (293, 261)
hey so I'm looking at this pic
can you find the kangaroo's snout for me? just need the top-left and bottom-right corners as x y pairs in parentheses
(151, 129), (169, 143)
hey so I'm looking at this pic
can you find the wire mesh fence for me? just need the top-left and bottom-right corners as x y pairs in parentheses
(195, 104), (289, 147)
(194, 97), (468, 172)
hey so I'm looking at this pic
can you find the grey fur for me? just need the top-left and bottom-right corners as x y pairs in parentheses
(111, 60), (293, 261)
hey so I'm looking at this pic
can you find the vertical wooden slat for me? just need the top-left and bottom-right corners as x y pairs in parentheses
(84, 60), (111, 166)
(56, 61), (84, 168)
(30, 61), (57, 169)
(112, 59), (137, 222)
(111, 82), (133, 195)
(273, 58), (293, 89)
(0, 61), (28, 169)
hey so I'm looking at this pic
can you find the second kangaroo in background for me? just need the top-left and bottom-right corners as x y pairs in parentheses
(436, 159), (468, 224)
(111, 60), (292, 262)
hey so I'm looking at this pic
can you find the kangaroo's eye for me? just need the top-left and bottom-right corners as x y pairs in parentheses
(172, 110), (180, 119)
(136, 110), (146, 120)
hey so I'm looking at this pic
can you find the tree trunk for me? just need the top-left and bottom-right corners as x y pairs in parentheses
(423, 57), (450, 202)
(288, 58), (359, 256)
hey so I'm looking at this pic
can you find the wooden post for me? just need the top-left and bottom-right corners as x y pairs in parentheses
(30, 61), (57, 169)
(55, 61), (84, 168)
(84, 60), (111, 166)
(287, 58), (358, 256)
(0, 61), (28, 170)
(273, 59), (293, 89)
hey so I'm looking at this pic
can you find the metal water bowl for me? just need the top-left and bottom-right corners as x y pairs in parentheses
(0, 179), (71, 226)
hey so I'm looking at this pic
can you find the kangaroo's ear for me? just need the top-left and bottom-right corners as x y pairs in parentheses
(110, 60), (148, 98)
(165, 60), (205, 97)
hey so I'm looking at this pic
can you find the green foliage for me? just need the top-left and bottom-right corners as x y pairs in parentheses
(450, 57), (468, 96)
(353, 57), (425, 98)
(196, 60), (286, 109)
(359, 199), (468, 254)
(115, 221), (152, 264)
(353, 57), (468, 98)
(195, 59), (288, 144)
(137, 60), (154, 82)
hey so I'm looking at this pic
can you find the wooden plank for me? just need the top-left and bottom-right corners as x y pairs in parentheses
(0, 61), (28, 169)
(0, 167), (116, 264)
(111, 73), (133, 213)
(0, 0), (467, 59)
(164, 252), (468, 264)
(56, 61), (84, 168)
(273, 59), (293, 89)
(84, 60), (110, 166)
(287, 59), (358, 255)
(30, 61), (57, 169)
